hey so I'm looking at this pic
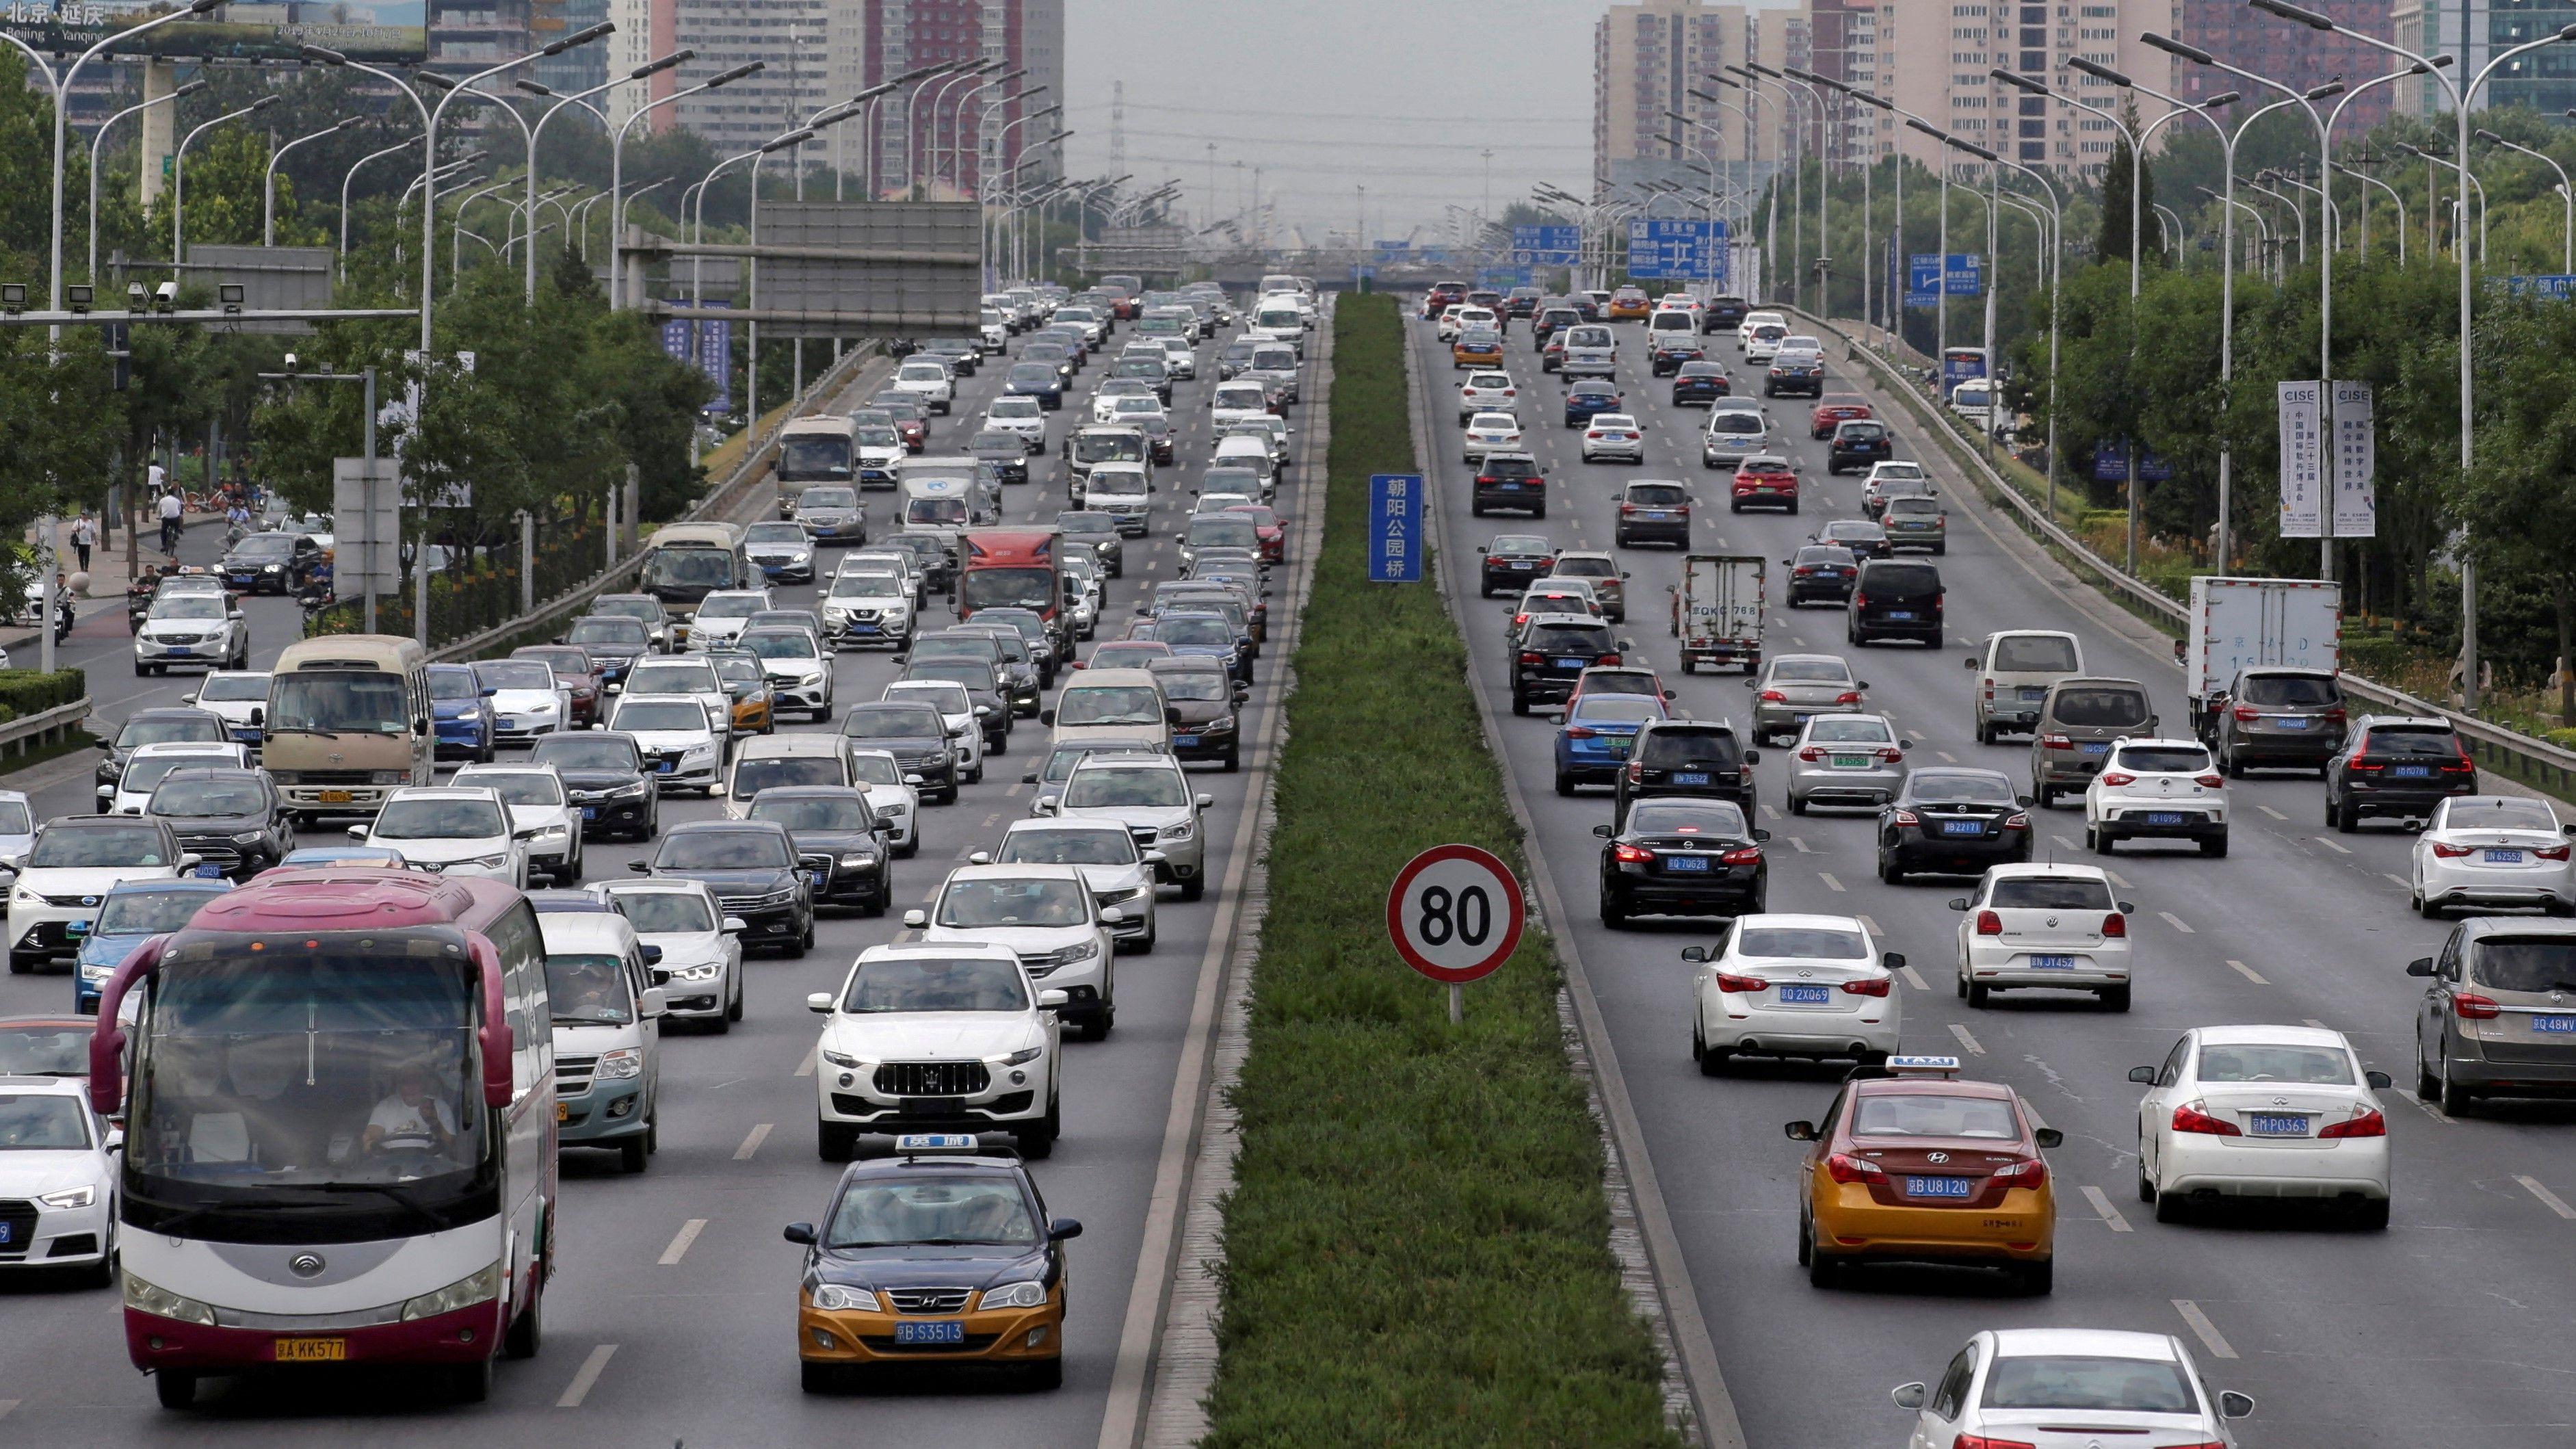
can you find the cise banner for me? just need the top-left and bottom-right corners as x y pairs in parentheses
(2331, 380), (2376, 539)
(2276, 380), (2325, 539)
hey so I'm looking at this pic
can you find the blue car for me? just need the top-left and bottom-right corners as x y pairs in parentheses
(75, 878), (234, 1013)
(429, 662), (497, 763)
(1551, 693), (1669, 796)
(1564, 383), (1624, 428)
(1153, 612), (1250, 684)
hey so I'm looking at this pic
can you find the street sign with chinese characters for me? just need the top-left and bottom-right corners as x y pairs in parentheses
(1625, 218), (1729, 280)
(1368, 473), (1422, 584)
(1512, 224), (1581, 267)
(1906, 253), (1983, 306)
(2331, 380), (2376, 538)
(2276, 380), (2325, 538)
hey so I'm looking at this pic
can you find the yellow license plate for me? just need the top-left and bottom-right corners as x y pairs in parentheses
(317, 789), (354, 804)
(556, 1102), (568, 1121)
(273, 1337), (346, 1362)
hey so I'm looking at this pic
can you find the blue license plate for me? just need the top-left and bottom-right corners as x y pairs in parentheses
(166, 646), (195, 657)
(1674, 772), (1710, 786)
(2028, 954), (2076, 970)
(582, 807), (599, 821)
(1939, 820), (1984, 837)
(1555, 658), (1586, 670)
(1904, 1176), (1974, 1199)
(1778, 984), (1831, 1004)
(2080, 742), (2110, 754)
(1884, 610), (1915, 621)
(0, 1220), (10, 1243)
(656, 762), (676, 774)
(194, 863), (224, 878)
(2533, 1015), (2576, 1034)
(1664, 855), (1711, 872)
(761, 564), (784, 575)
(2249, 1113), (2310, 1137)
(2145, 812), (2187, 826)
(2019, 687), (2047, 701)
(2486, 849), (2526, 864)
(2278, 717), (2311, 729)
(893, 1320), (967, 1345)
(2391, 764), (2432, 778)
(854, 625), (881, 635)
(1172, 734), (1198, 746)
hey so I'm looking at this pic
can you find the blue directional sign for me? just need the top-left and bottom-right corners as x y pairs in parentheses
(2090, 439), (2173, 483)
(673, 298), (733, 415)
(1369, 473), (1423, 584)
(2497, 274), (2576, 298)
(1477, 264), (1534, 289)
(1906, 253), (1984, 306)
(1511, 224), (1581, 267)
(1625, 218), (1729, 280)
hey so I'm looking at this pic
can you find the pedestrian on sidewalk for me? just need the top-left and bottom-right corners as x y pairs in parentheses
(72, 513), (95, 573)
(157, 488), (182, 554)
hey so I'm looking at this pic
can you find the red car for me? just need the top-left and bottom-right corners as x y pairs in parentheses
(512, 644), (605, 727)
(873, 397), (929, 452)
(1225, 504), (1287, 562)
(1540, 331), (1568, 372)
(1811, 399), (1874, 439)
(1730, 456), (1800, 514)
(1422, 281), (1467, 318)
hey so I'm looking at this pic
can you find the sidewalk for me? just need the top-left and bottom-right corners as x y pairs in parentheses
(0, 512), (225, 656)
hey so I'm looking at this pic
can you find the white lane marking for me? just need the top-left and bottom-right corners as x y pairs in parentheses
(1900, 965), (1930, 991)
(2386, 873), (2412, 889)
(1008, 782), (1027, 797)
(733, 1123), (772, 1161)
(2081, 1184), (2134, 1232)
(794, 1045), (817, 1078)
(2103, 868), (2133, 889)
(2158, 911), (2195, 935)
(2315, 835), (2352, 855)
(1949, 1022), (1984, 1055)
(556, 1344), (619, 1407)
(1858, 915), (1881, 934)
(659, 1218), (709, 1266)
(2391, 1087), (2451, 1123)
(2053, 834), (2079, 852)
(2257, 805), (2288, 820)
(1936, 750), (1958, 763)
(1788, 835), (1813, 854)
(2517, 1176), (2576, 1219)
(1819, 872), (1846, 892)
(2302, 1018), (2328, 1030)
(1761, 803), (1781, 820)
(2225, 958), (2268, 985)
(2172, 1300), (2238, 1359)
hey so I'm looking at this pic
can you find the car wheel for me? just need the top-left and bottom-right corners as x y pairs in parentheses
(726, 977), (745, 1021)
(2415, 1035), (2441, 1099)
(1955, 967), (1969, 1000)
(2017, 1258), (2053, 1296)
(1181, 874), (1206, 902)
(2153, 1184), (2192, 1223)
(155, 1370), (199, 1410)
(2336, 796), (2360, 833)
(2100, 984), (2132, 1012)
(1555, 770), (1574, 798)
(1879, 851), (1904, 885)
(1789, 794), (1806, 815)
(1967, 980), (1992, 1008)
(2200, 834), (2228, 859)
(2435, 1049), (2476, 1117)
(1510, 692), (1529, 717)
(1600, 885), (1627, 928)
(1806, 1243), (1843, 1289)
(1016, 1095), (1060, 1159)
(619, 1135), (647, 1173)
(2352, 1197), (2391, 1230)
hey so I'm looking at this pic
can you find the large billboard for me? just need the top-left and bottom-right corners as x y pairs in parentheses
(3, 2), (427, 63)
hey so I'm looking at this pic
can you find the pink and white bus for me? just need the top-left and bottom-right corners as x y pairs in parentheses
(90, 867), (557, 1409)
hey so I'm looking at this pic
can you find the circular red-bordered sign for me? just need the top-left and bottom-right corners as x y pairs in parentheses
(1386, 844), (1526, 984)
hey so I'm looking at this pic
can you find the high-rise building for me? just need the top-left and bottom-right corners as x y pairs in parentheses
(430, 0), (534, 75)
(856, 0), (1063, 200)
(2394, 0), (2576, 117)
(1592, 0), (1798, 203)
(534, 0), (612, 93)
(2176, 0), (2397, 132)
(1876, 0), (2176, 177)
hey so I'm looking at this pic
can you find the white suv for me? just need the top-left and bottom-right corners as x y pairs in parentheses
(2084, 737), (2227, 857)
(905, 863), (1118, 1039)
(356, 785), (528, 884)
(133, 590), (248, 676)
(1951, 863), (2135, 1010)
(891, 358), (956, 414)
(1042, 754), (1214, 901)
(807, 941), (1063, 1160)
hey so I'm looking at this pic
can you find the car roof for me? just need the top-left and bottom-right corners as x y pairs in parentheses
(1986, 1328), (2183, 1362)
(944, 862), (1086, 883)
(2193, 1023), (2350, 1048)
(0, 1073), (86, 1096)
(666, 818), (789, 835)
(857, 939), (1020, 963)
(386, 784), (504, 801)
(1985, 862), (2112, 882)
(536, 912), (641, 951)
(1851, 1073), (2019, 1101)
(2456, 913), (2576, 940)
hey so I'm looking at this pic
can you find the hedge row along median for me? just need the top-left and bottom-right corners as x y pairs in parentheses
(1201, 293), (1681, 1448)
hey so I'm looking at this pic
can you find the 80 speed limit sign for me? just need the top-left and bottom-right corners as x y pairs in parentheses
(1386, 844), (1526, 985)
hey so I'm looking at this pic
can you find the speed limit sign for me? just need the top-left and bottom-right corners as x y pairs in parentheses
(1386, 844), (1526, 1007)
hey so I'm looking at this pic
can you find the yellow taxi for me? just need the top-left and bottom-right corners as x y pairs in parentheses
(1784, 1056), (2060, 1294)
(1606, 286), (1653, 321)
(787, 1136), (1081, 1390)
(1451, 330), (1505, 369)
(707, 649), (778, 734)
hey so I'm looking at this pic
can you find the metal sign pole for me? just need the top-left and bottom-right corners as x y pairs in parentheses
(363, 366), (378, 634)
(1449, 983), (1463, 1025)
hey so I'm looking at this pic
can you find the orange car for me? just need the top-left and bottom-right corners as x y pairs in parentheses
(1606, 287), (1653, 321)
(1452, 330), (1505, 369)
(1785, 1056), (2061, 1294)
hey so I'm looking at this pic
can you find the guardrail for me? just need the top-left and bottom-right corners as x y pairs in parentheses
(0, 697), (92, 761)
(1788, 306), (2576, 805)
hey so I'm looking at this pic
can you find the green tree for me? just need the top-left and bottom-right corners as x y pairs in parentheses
(2097, 98), (2155, 265)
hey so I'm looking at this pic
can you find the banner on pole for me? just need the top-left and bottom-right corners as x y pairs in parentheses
(2331, 380), (2376, 539)
(2276, 380), (2324, 539)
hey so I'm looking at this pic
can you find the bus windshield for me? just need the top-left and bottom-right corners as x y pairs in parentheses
(268, 671), (409, 735)
(777, 437), (854, 481)
(962, 567), (1056, 612)
(641, 547), (739, 592)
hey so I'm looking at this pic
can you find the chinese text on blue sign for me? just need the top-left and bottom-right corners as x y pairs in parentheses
(1369, 473), (1423, 584)
(1906, 253), (1983, 306)
(1510, 224), (1581, 267)
(1625, 218), (1729, 280)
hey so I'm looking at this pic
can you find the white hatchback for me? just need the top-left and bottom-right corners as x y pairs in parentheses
(2083, 737), (2227, 857)
(1892, 1328), (2255, 1448)
(2130, 1024), (2393, 1226)
(2409, 794), (2576, 917)
(1685, 913), (1902, 1071)
(1462, 411), (1523, 462)
(1951, 863), (2134, 1010)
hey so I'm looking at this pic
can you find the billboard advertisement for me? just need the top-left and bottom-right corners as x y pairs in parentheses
(3, 2), (427, 63)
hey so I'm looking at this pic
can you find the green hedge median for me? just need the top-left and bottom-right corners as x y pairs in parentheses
(1202, 293), (1681, 1448)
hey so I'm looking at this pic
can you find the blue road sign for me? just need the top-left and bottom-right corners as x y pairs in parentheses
(1512, 224), (1581, 266)
(2090, 439), (2173, 483)
(1907, 254), (1984, 305)
(1369, 473), (1423, 584)
(1477, 264), (1534, 289)
(1626, 218), (1729, 280)
(2497, 274), (2576, 298)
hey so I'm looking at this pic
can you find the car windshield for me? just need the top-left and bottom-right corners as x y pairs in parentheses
(1794, 547), (1850, 566)
(848, 705), (943, 739)
(2196, 1043), (2354, 1084)
(2052, 688), (2151, 727)
(1884, 497), (1938, 517)
(1806, 718), (1893, 744)
(939, 877), (1092, 928)
(1736, 927), (1867, 960)
(473, 662), (554, 692)
(148, 779), (266, 816)
(150, 595), (224, 621)
(30, 824), (169, 867)
(1628, 484), (1686, 507)
(627, 663), (718, 694)
(856, 427), (902, 449)
(910, 662), (998, 694)
(1058, 512), (1114, 534)
(1572, 698), (1661, 724)
(2367, 727), (2460, 756)
(0, 1094), (90, 1149)
(798, 488), (858, 510)
(838, 956), (1029, 1013)
(96, 887), (218, 935)
(826, 1174), (1040, 1249)
(1627, 800), (1747, 836)
(607, 890), (717, 934)
(428, 669), (477, 701)
(615, 701), (709, 733)
(198, 675), (269, 702)
(888, 684), (971, 716)
(533, 738), (638, 771)
(568, 617), (649, 644)
(1064, 768), (1187, 808)
(990, 398), (1040, 418)
(1910, 772), (2017, 805)
(1852, 1093), (2020, 1139)
(1981, 1356), (2196, 1413)
(1638, 729), (1737, 767)
(2446, 800), (2558, 830)
(2469, 937), (2576, 992)
(1838, 423), (1887, 441)
(750, 795), (872, 832)
(0, 1022), (89, 1076)
(545, 954), (635, 1025)
(1001, 828), (1135, 865)
(1155, 670), (1230, 702)
(1990, 876), (2115, 910)
(2116, 745), (2209, 772)
(122, 754), (229, 795)
(1159, 617), (1234, 647)
(232, 534), (296, 559)
(1526, 624), (1611, 654)
(118, 717), (224, 749)
(373, 796), (504, 839)
(0, 799), (32, 836)
(1993, 636), (2079, 672)
(745, 523), (807, 547)
(1060, 686), (1164, 727)
(657, 830), (790, 869)
(1711, 415), (1763, 434)
(697, 595), (765, 620)
(1772, 660), (1851, 684)
(741, 631), (817, 662)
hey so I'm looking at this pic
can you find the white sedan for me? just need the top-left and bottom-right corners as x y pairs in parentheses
(2129, 1023), (2393, 1227)
(0, 1076), (120, 1284)
(1685, 913), (1901, 1073)
(1892, 1328), (2255, 1448)
(1461, 411), (1524, 462)
(356, 785), (529, 885)
(2410, 794), (2575, 917)
(2083, 737), (2227, 857)
(1951, 863), (2133, 1010)
(1580, 413), (1646, 463)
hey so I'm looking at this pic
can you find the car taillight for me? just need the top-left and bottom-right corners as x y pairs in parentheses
(1716, 971), (1770, 993)
(1851, 592), (1868, 610)
(2099, 772), (2136, 787)
(2042, 733), (2073, 750)
(2545, 845), (2574, 861)
(1720, 846), (1763, 865)
(1835, 691), (1863, 705)
(2232, 705), (2261, 722)
(1825, 1152), (1889, 1186)
(1620, 503), (1638, 514)
(2103, 912), (2127, 938)
(2348, 759), (2384, 772)
(2432, 841), (2475, 858)
(2003, 813), (2031, 831)
(1612, 842), (1654, 863)
(2454, 992), (2502, 1020)
(1566, 726), (1601, 740)
(2320, 1108), (2387, 1139)
(1841, 976), (1892, 997)
(2449, 752), (2477, 773)
(1587, 430), (1604, 440)
(1989, 1157), (2048, 1188)
(1880, 748), (1905, 763)
(1759, 690), (1787, 703)
(1798, 746), (1824, 762)
(1626, 761), (1644, 782)
(1519, 651), (1543, 665)
(1975, 910), (2003, 936)
(1512, 613), (1532, 630)
(2172, 1101), (2242, 1136)
(2324, 707), (2347, 724)
(2194, 772), (2224, 787)
(1893, 810), (1919, 827)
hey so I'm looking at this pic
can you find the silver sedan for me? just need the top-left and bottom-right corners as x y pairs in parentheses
(1744, 653), (1868, 746)
(1785, 713), (1911, 813)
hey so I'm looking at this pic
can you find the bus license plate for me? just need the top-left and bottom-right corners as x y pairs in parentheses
(1904, 1176), (1973, 1199)
(894, 1320), (967, 1345)
(2486, 849), (2526, 864)
(1778, 984), (1831, 1005)
(273, 1337), (347, 1362)
(318, 789), (354, 804)
(2249, 1114), (2310, 1137)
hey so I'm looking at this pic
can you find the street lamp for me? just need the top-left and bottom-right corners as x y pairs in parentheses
(265, 116), (367, 247)
(44, 0), (230, 320)
(174, 96), (281, 267)
(908, 62), (995, 199)
(516, 49), (690, 300)
(339, 134), (423, 263)
(2337, 155), (2409, 265)
(607, 59), (763, 309)
(2479, 127), (2572, 272)
(88, 79), (207, 281)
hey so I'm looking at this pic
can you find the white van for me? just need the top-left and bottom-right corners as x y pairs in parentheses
(725, 733), (855, 818)
(1042, 667), (1172, 752)
(897, 465), (1001, 554)
(539, 910), (666, 1171)
(1251, 295), (1306, 352)
(1209, 435), (1276, 497)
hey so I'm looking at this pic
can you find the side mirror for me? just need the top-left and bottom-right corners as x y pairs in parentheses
(2034, 1127), (2064, 1150)
(97, 785), (114, 801)
(638, 987), (667, 1017)
(1881, 952), (1906, 970)
(968, 850), (993, 866)
(2365, 1069), (2394, 1089)
(345, 824), (367, 841)
(1039, 709), (1056, 726)
(1100, 906), (1125, 925)
(1899, 739), (1915, 751)
(2219, 1390), (2256, 1420)
(903, 909), (928, 928)
(783, 1222), (818, 1246)
(2017, 795), (2035, 807)
(1195, 793), (1214, 809)
(1948, 898), (1971, 911)
(2406, 956), (2437, 977)
(1681, 945), (1709, 963)
(103, 1128), (124, 1153)
(1592, 824), (1612, 838)
(1783, 1120), (1818, 1142)
(1742, 677), (1756, 688)
(640, 944), (665, 966)
(648, 967), (672, 987)
(1048, 1216), (1084, 1242)
(1857, 681), (1871, 690)
(2117, 900), (2136, 914)
(1549, 712), (1566, 725)
(904, 774), (926, 786)
(1752, 828), (1771, 842)
(2128, 1066), (2157, 1084)
(1142, 848), (1168, 864)
(1890, 1382), (1928, 1411)
(1038, 988), (1069, 1010)
(806, 992), (834, 1014)
(718, 915), (748, 934)
(1741, 749), (1761, 766)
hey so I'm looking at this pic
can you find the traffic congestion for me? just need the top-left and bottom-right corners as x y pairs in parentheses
(0, 276), (1319, 1437)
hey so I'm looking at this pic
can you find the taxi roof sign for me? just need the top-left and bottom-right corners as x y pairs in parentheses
(1884, 1056), (1962, 1075)
(893, 1134), (986, 1155)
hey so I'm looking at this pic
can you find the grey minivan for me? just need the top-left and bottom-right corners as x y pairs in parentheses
(2029, 676), (2157, 807)
(2408, 917), (2576, 1113)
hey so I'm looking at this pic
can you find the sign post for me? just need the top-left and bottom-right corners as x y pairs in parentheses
(1386, 844), (1525, 1023)
(1367, 473), (1422, 584)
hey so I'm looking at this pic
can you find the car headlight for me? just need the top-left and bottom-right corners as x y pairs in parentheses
(263, 563), (282, 573)
(460, 853), (510, 870)
(371, 770), (408, 785)
(1099, 887), (1146, 905)
(749, 887), (796, 907)
(682, 743), (717, 761)
(1047, 939), (1100, 966)
(980, 1280), (1049, 1311)
(231, 831), (267, 844)
(14, 886), (40, 905)
(457, 709), (482, 722)
(532, 825), (568, 842)
(811, 1283), (880, 1312)
(822, 1049), (860, 1068)
(672, 962), (720, 982)
(594, 1047), (643, 1080)
(81, 961), (112, 980)
(838, 852), (877, 870)
(39, 1185), (96, 1210)
(998, 1045), (1045, 1067)
(1158, 820), (1196, 841)
(609, 781), (651, 798)
(399, 1260), (504, 1321)
(125, 1270), (217, 1325)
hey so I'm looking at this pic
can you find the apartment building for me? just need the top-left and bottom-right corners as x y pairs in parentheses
(2176, 0), (2397, 132)
(1876, 0), (2176, 177)
(1593, 0), (1800, 203)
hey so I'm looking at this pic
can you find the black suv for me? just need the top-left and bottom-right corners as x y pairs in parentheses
(1848, 558), (1945, 647)
(144, 767), (293, 878)
(2326, 716), (2475, 832)
(1510, 615), (1625, 716)
(745, 785), (892, 915)
(1478, 534), (1558, 597)
(631, 819), (815, 955)
(1472, 454), (1548, 518)
(531, 730), (661, 839)
(1826, 419), (1894, 474)
(95, 707), (231, 794)
(2207, 666), (2345, 775)
(1703, 295), (1750, 334)
(1614, 720), (1758, 824)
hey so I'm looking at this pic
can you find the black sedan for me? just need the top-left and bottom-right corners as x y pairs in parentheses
(631, 819), (815, 956)
(1875, 768), (2034, 883)
(1783, 545), (1861, 606)
(1813, 520), (1890, 560)
(1477, 533), (1557, 598)
(219, 532), (325, 594)
(531, 731), (661, 840)
(148, 766), (293, 877)
(1594, 798), (1768, 927)
(969, 431), (1031, 485)
(841, 701), (958, 804)
(745, 786), (893, 915)
(1649, 335), (1707, 377)
(1670, 361), (1732, 407)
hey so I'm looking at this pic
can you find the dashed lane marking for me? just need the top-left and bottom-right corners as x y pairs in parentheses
(2392, 1087), (2452, 1124)
(2302, 1018), (2328, 1030)
(1761, 803), (1780, 821)
(1818, 872), (1845, 892)
(733, 1123), (772, 1161)
(2103, 869), (2133, 890)
(2172, 1300), (2237, 1359)
(793, 1045), (817, 1078)
(2315, 835), (2352, 854)
(1858, 915), (1881, 933)
(2386, 873), (2410, 889)
(2521, 1176), (2576, 1219)
(1936, 750), (1958, 763)
(556, 1344), (619, 1408)
(2081, 1184), (2134, 1232)
(2053, 835), (2079, 852)
(1949, 1022), (1984, 1054)
(2226, 959), (2268, 984)
(2158, 911), (2195, 935)
(2257, 805), (2288, 821)
(1900, 965), (1930, 991)
(1788, 835), (1813, 853)
(658, 1218), (708, 1266)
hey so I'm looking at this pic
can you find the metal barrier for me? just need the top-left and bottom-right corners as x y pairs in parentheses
(0, 698), (92, 761)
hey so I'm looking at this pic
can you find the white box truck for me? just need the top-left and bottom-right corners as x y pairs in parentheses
(1670, 554), (1765, 673)
(2181, 575), (2341, 735)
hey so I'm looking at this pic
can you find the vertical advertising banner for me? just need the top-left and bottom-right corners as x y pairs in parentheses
(2331, 380), (2376, 539)
(693, 300), (733, 416)
(2276, 380), (2324, 539)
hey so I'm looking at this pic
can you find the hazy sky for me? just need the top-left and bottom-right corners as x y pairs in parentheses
(1062, 0), (1603, 244)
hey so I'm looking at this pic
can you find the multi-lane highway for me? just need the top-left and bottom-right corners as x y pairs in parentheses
(0, 300), (1318, 1444)
(1413, 313), (2576, 1448)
